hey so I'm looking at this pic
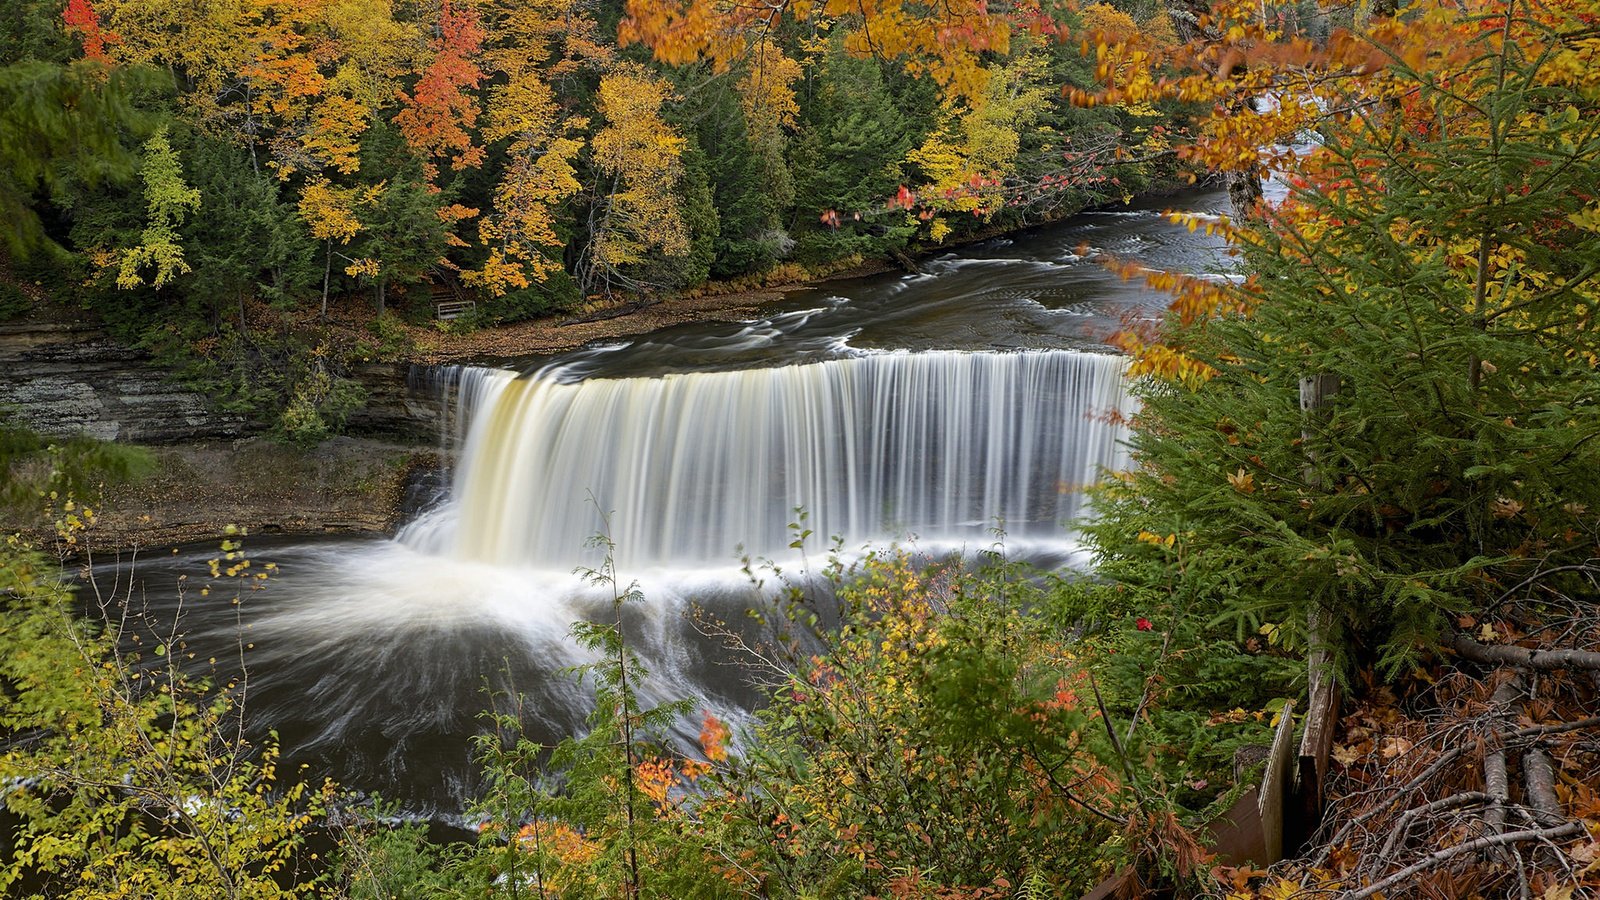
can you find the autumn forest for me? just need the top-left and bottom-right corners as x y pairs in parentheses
(3, 0), (1600, 897)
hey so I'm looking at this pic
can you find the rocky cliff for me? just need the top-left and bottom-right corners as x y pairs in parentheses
(0, 322), (249, 443)
(0, 323), (444, 444)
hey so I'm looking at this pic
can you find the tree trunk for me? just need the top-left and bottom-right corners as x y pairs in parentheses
(375, 276), (386, 318)
(320, 242), (332, 321)
(1293, 372), (1342, 850)
(1228, 168), (1265, 219)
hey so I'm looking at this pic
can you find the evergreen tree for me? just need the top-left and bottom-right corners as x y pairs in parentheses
(0, 60), (163, 261)
(790, 44), (911, 218)
(179, 130), (315, 326)
(679, 75), (783, 278)
(0, 0), (76, 66)
(1089, 27), (1600, 676)
(351, 123), (450, 316)
(787, 41), (918, 261)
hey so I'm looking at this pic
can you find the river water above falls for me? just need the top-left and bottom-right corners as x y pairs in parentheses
(101, 187), (1234, 814)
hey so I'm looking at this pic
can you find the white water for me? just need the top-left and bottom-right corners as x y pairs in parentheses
(401, 349), (1133, 569)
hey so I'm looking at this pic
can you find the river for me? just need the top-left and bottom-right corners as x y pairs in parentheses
(99, 185), (1234, 817)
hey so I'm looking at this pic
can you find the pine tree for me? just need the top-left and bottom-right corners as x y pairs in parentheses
(1089, 11), (1600, 676)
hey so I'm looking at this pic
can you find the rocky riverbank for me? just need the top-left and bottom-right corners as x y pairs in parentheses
(6, 436), (437, 553)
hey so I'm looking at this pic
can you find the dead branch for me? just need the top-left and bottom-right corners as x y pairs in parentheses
(1513, 715), (1600, 740)
(1483, 675), (1524, 838)
(1521, 747), (1563, 827)
(1316, 710), (1600, 868)
(1342, 822), (1585, 900)
(1451, 634), (1600, 671)
(1375, 790), (1494, 860)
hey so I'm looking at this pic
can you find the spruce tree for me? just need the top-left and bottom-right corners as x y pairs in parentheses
(1089, 23), (1600, 677)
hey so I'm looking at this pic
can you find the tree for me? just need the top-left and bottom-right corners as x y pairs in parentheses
(674, 69), (782, 278)
(395, 0), (485, 179)
(179, 130), (316, 327)
(786, 40), (917, 258)
(62, 0), (114, 64)
(462, 0), (597, 299)
(619, 0), (1009, 102)
(348, 125), (451, 316)
(116, 125), (201, 290)
(0, 60), (158, 260)
(1, 0), (77, 65)
(1089, 0), (1600, 675)
(906, 47), (1054, 240)
(581, 66), (691, 297)
(298, 176), (369, 318)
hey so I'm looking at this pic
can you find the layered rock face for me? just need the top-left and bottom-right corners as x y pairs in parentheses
(0, 324), (444, 444)
(344, 361), (446, 438)
(0, 323), (248, 443)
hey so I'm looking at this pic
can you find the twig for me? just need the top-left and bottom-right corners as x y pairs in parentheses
(1087, 671), (1140, 792)
(1342, 822), (1585, 900)
(1513, 715), (1600, 740)
(1375, 791), (1494, 860)
(1317, 713), (1596, 865)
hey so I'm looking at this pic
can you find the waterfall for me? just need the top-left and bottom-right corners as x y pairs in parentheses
(401, 350), (1133, 569)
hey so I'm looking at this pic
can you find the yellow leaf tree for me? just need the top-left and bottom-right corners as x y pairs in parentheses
(582, 66), (690, 297)
(117, 127), (202, 290)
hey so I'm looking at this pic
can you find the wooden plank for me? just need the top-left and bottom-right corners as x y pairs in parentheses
(1293, 609), (1341, 851)
(1080, 869), (1137, 900)
(1259, 698), (1297, 864)
(1209, 787), (1268, 867)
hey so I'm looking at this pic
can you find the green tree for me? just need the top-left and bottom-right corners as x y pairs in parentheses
(179, 130), (316, 326)
(350, 124), (450, 316)
(675, 73), (781, 278)
(0, 60), (162, 261)
(0, 0), (76, 66)
(1089, 20), (1600, 676)
(787, 42), (918, 262)
(116, 125), (200, 289)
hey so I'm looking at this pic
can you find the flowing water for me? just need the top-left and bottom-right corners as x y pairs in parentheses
(99, 187), (1234, 815)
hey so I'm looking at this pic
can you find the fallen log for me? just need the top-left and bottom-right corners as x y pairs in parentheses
(1451, 634), (1600, 671)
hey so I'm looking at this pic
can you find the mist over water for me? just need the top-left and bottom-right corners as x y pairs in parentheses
(101, 187), (1233, 814)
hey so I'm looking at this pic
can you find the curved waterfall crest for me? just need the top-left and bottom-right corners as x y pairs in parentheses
(401, 349), (1134, 569)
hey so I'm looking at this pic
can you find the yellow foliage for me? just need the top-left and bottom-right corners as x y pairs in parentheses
(589, 66), (690, 271)
(906, 49), (1052, 237)
(296, 178), (365, 243)
(463, 0), (600, 294)
(738, 42), (802, 134)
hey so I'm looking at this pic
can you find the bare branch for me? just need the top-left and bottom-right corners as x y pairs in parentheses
(1451, 634), (1600, 672)
(1342, 822), (1584, 900)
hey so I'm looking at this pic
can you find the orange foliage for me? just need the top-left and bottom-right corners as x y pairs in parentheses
(698, 711), (729, 763)
(1082, 0), (1600, 383)
(396, 0), (486, 178)
(63, 0), (116, 64)
(619, 0), (1023, 101)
